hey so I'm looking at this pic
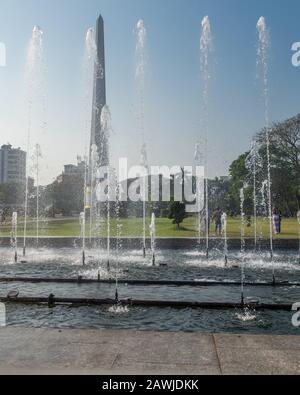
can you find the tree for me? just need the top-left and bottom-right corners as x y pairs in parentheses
(168, 201), (187, 228)
(208, 177), (231, 214)
(256, 114), (300, 214)
(227, 113), (300, 217)
(228, 153), (253, 216)
(50, 174), (84, 216)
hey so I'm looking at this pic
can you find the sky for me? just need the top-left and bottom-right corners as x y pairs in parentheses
(0, 0), (300, 185)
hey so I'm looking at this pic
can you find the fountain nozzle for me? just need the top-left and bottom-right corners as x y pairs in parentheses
(82, 251), (85, 266)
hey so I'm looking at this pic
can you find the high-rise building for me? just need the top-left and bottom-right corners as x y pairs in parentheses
(0, 144), (26, 184)
(90, 15), (108, 167)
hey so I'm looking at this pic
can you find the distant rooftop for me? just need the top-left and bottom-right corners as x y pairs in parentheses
(1, 144), (23, 151)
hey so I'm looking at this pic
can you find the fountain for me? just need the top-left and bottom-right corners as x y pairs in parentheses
(83, 28), (97, 242)
(114, 174), (122, 303)
(79, 212), (86, 265)
(89, 144), (99, 242)
(149, 213), (156, 266)
(240, 188), (246, 305)
(11, 212), (18, 263)
(259, 179), (268, 248)
(136, 20), (148, 258)
(257, 17), (274, 282)
(297, 211), (300, 264)
(100, 105), (112, 271)
(200, 16), (213, 259)
(246, 139), (262, 249)
(1, 14), (300, 336)
(194, 143), (204, 247)
(221, 212), (228, 266)
(34, 143), (42, 247)
(23, 25), (45, 257)
(140, 143), (148, 258)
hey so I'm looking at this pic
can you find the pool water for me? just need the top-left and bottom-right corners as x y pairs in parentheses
(1, 247), (300, 334)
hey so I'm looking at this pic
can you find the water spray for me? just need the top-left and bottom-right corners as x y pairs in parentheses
(150, 213), (156, 266)
(34, 143), (42, 248)
(221, 212), (228, 266)
(246, 139), (262, 251)
(297, 211), (300, 265)
(79, 212), (86, 266)
(114, 176), (122, 306)
(136, 21), (148, 259)
(12, 212), (18, 263)
(200, 16), (213, 261)
(89, 144), (98, 243)
(194, 143), (204, 252)
(257, 17), (274, 283)
(240, 188), (246, 306)
(23, 25), (44, 257)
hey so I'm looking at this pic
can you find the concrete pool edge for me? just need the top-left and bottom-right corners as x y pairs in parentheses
(0, 327), (299, 375)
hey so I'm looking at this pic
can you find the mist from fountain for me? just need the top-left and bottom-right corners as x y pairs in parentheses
(83, 28), (97, 245)
(257, 17), (274, 280)
(79, 212), (86, 265)
(100, 105), (112, 271)
(221, 212), (228, 266)
(23, 26), (45, 257)
(194, 143), (204, 247)
(246, 139), (262, 249)
(89, 144), (99, 242)
(240, 188), (246, 304)
(150, 213), (156, 266)
(114, 171), (123, 302)
(200, 16), (213, 259)
(33, 143), (42, 246)
(297, 211), (300, 264)
(11, 212), (18, 263)
(136, 19), (148, 258)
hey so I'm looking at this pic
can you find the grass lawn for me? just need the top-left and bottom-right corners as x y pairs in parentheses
(0, 216), (299, 238)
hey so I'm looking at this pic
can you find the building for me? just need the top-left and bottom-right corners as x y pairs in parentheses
(63, 157), (86, 177)
(0, 144), (26, 184)
(56, 157), (86, 184)
(90, 15), (108, 167)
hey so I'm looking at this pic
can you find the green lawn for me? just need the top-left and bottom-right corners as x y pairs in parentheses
(0, 216), (299, 238)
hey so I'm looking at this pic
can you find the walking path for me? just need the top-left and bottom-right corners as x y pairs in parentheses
(0, 327), (299, 375)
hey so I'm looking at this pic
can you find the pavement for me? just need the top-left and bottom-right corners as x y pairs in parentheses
(0, 327), (299, 375)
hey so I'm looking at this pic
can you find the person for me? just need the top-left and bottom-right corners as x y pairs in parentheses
(212, 207), (223, 236)
(272, 207), (282, 235)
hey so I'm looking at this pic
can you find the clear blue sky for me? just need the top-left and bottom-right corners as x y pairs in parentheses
(0, 0), (300, 184)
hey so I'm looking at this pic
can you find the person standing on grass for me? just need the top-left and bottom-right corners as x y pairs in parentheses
(212, 207), (223, 236)
(272, 207), (282, 235)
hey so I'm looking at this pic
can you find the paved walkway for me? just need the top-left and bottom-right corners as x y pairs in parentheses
(0, 327), (299, 375)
